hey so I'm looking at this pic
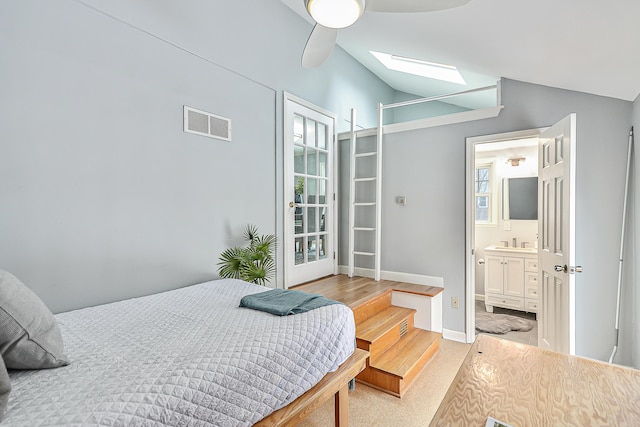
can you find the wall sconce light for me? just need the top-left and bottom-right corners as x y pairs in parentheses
(506, 156), (526, 166)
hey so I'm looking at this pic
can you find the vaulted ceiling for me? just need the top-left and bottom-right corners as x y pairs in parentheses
(282, 0), (640, 104)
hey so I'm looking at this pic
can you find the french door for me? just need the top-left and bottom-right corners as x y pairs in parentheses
(284, 94), (336, 287)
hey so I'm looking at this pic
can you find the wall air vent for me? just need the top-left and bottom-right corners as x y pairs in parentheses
(400, 319), (408, 338)
(183, 106), (232, 141)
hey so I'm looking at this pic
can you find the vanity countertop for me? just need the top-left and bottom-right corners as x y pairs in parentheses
(485, 245), (537, 254)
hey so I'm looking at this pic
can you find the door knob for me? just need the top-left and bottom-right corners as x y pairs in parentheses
(554, 265), (568, 273)
(289, 202), (301, 208)
(554, 265), (583, 274)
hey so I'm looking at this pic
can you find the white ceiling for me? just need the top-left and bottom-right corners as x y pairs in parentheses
(475, 137), (538, 153)
(281, 0), (640, 105)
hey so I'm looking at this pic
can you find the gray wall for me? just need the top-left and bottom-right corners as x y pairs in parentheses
(632, 94), (640, 368)
(79, 0), (394, 133)
(0, 0), (395, 313)
(340, 78), (632, 362)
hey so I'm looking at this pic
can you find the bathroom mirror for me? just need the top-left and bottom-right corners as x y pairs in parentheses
(502, 177), (538, 220)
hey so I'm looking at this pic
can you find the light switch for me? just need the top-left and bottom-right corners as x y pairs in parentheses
(396, 196), (407, 206)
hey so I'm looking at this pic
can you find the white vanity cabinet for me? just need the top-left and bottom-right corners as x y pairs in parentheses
(484, 247), (539, 314)
(523, 258), (540, 312)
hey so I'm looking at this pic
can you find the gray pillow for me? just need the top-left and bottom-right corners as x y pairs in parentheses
(0, 356), (9, 421)
(0, 270), (69, 369)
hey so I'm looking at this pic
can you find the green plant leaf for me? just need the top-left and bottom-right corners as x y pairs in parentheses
(243, 224), (259, 244)
(295, 177), (304, 195)
(217, 247), (246, 279)
(253, 234), (277, 256)
(246, 250), (264, 263)
(258, 256), (276, 282)
(240, 256), (275, 286)
(218, 224), (276, 285)
(240, 262), (265, 285)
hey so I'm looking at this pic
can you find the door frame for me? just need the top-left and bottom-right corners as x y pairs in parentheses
(465, 128), (546, 344)
(283, 92), (338, 288)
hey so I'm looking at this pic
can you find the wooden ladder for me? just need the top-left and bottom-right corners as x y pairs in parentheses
(347, 108), (383, 280)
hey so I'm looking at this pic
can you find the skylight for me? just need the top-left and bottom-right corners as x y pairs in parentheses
(370, 51), (466, 85)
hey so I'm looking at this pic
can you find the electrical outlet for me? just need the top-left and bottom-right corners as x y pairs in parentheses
(451, 296), (459, 309)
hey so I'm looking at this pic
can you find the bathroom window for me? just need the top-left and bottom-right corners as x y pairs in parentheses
(475, 160), (497, 224)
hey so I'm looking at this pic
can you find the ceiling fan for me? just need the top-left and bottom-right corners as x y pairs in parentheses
(302, 0), (472, 68)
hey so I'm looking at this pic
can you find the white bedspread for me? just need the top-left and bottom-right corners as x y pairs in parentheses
(4, 279), (355, 426)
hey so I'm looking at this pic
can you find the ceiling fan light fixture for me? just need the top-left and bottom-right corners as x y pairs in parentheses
(305, 0), (365, 29)
(370, 51), (467, 85)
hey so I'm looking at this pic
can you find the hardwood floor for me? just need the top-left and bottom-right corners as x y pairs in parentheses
(292, 274), (443, 309)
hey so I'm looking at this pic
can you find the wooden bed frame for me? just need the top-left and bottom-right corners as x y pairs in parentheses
(255, 348), (369, 427)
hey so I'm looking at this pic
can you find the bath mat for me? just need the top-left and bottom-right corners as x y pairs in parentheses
(476, 311), (535, 334)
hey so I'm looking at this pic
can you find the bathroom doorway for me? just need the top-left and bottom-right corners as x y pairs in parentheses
(465, 128), (542, 346)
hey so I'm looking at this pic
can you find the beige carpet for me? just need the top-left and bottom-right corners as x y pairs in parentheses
(298, 338), (471, 427)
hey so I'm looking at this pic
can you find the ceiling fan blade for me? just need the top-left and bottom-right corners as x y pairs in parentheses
(302, 24), (339, 68)
(366, 0), (471, 13)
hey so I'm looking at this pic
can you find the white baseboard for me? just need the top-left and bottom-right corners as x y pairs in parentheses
(475, 294), (485, 302)
(337, 265), (443, 287)
(443, 328), (467, 343)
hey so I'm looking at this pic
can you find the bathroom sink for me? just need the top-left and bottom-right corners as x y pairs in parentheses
(485, 245), (538, 253)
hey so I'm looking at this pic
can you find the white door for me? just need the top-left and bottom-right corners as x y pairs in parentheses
(284, 95), (336, 287)
(538, 114), (576, 354)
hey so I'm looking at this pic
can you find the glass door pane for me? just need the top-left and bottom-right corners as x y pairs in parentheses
(285, 97), (334, 286)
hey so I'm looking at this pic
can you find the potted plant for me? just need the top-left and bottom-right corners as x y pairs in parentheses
(217, 224), (277, 285)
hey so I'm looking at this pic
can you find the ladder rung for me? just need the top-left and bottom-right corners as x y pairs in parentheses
(353, 227), (375, 231)
(354, 177), (376, 182)
(354, 202), (376, 206)
(355, 152), (377, 158)
(353, 251), (375, 256)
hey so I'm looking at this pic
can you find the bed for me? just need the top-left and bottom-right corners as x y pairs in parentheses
(2, 278), (358, 426)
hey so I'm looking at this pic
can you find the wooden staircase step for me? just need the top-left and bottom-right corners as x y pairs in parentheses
(352, 290), (391, 325)
(356, 306), (416, 344)
(357, 329), (441, 397)
(372, 329), (441, 378)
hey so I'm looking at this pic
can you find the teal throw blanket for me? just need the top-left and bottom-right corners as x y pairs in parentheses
(239, 289), (342, 316)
